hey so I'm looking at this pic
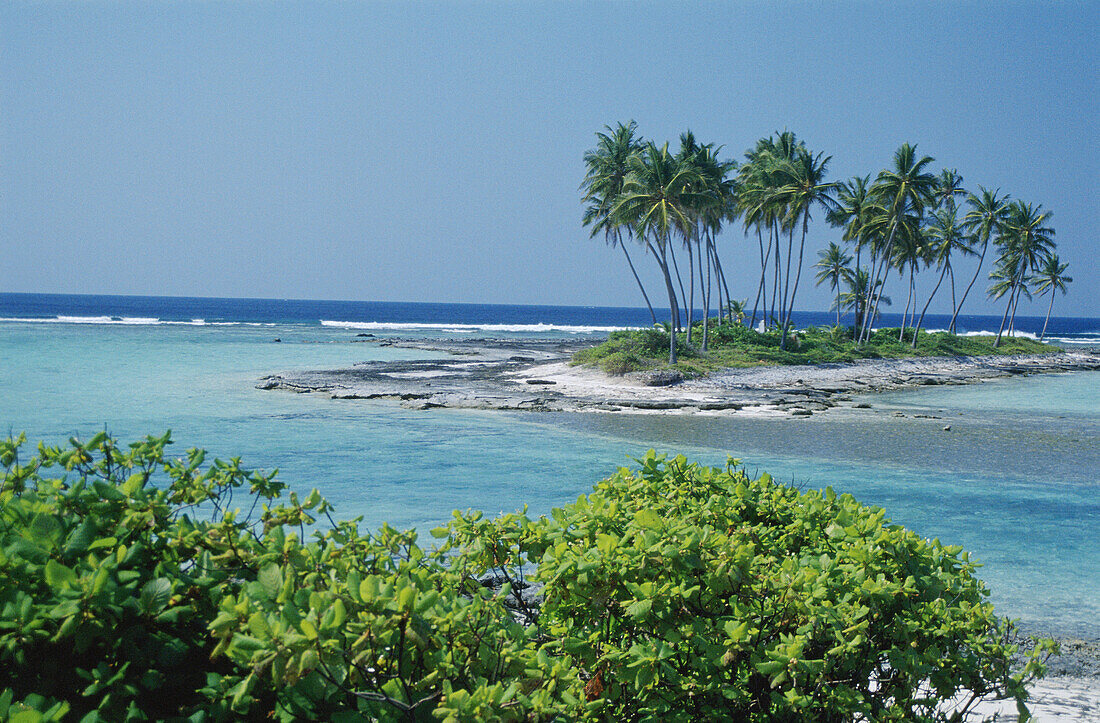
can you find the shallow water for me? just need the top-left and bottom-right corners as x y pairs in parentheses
(2, 318), (1097, 638)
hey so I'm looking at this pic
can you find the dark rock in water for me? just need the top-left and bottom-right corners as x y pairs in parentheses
(942, 425), (951, 431)
(509, 356), (535, 363)
(627, 370), (684, 387)
(256, 376), (282, 390)
(525, 378), (556, 385)
(273, 338), (281, 343)
(355, 333), (374, 337)
(853, 402), (872, 409)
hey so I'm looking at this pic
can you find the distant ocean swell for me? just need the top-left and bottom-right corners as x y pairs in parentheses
(319, 320), (636, 334)
(1, 314), (1096, 346)
(0, 293), (1096, 345)
(0, 316), (277, 327)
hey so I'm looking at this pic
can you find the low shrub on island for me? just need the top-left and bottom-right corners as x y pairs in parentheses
(572, 323), (1054, 376)
(1, 434), (1053, 721)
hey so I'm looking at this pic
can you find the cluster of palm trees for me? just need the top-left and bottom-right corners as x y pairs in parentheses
(582, 122), (1073, 364)
(817, 151), (1071, 347)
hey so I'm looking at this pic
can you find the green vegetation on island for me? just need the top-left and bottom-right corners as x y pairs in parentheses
(581, 123), (1073, 364)
(572, 324), (1054, 377)
(1, 433), (1055, 721)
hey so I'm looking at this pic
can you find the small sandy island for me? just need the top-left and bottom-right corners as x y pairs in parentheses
(258, 337), (1100, 418)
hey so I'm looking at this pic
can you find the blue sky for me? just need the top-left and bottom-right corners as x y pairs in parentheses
(2, 1), (1097, 316)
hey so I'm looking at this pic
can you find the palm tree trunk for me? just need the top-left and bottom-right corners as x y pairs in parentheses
(861, 223), (899, 344)
(781, 214), (810, 351)
(948, 266), (957, 328)
(618, 231), (657, 326)
(913, 262), (949, 347)
(835, 282), (841, 327)
(685, 237), (695, 346)
(750, 227), (768, 328)
(781, 224), (795, 333)
(702, 238), (712, 351)
(1009, 282), (1022, 336)
(771, 222), (781, 329)
(713, 245), (733, 325)
(951, 240), (988, 334)
(657, 242), (679, 364)
(994, 284), (1015, 347)
(669, 245), (687, 333)
(1040, 292), (1055, 341)
(899, 266), (913, 342)
(709, 234), (724, 326)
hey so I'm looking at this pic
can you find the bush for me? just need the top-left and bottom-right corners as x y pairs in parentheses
(447, 452), (1054, 722)
(1, 436), (1052, 721)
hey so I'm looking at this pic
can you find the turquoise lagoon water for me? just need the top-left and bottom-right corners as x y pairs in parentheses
(2, 314), (1098, 639)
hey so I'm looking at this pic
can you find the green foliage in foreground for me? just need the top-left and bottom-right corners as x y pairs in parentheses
(572, 323), (1055, 376)
(1, 434), (1053, 721)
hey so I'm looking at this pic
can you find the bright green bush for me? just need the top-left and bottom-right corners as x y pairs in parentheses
(1, 436), (1052, 722)
(445, 452), (1054, 722)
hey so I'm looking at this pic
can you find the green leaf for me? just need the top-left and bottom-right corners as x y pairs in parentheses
(45, 559), (79, 590)
(257, 564), (283, 600)
(87, 537), (118, 551)
(63, 518), (98, 555)
(625, 599), (652, 620)
(634, 509), (663, 530)
(139, 578), (172, 614)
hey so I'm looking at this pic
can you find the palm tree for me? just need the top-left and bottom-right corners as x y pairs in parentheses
(930, 169), (967, 321)
(955, 187), (1008, 333)
(827, 175), (873, 270)
(738, 132), (803, 333)
(613, 142), (707, 363)
(838, 267), (890, 332)
(581, 122), (656, 324)
(991, 201), (1055, 346)
(932, 169), (966, 212)
(912, 207), (972, 346)
(814, 242), (853, 326)
(773, 146), (837, 349)
(691, 142), (737, 350)
(858, 144), (937, 344)
(890, 216), (925, 342)
(1031, 255), (1072, 341)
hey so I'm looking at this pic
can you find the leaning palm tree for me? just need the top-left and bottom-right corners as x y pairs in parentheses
(954, 187), (1008, 333)
(827, 175), (873, 273)
(773, 146), (837, 349)
(890, 217), (925, 342)
(613, 142), (707, 363)
(911, 207), (972, 346)
(1031, 255), (1072, 341)
(581, 122), (655, 324)
(691, 142), (737, 350)
(814, 243), (853, 326)
(839, 267), (890, 333)
(992, 200), (1055, 346)
(858, 144), (937, 344)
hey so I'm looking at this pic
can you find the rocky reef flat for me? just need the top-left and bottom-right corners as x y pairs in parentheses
(257, 337), (1100, 419)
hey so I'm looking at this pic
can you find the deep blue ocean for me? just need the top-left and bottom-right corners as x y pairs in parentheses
(2, 292), (1098, 639)
(2, 292), (1098, 345)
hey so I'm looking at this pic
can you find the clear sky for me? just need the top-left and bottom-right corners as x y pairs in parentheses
(2, 1), (1097, 316)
